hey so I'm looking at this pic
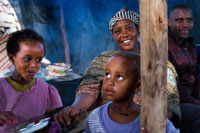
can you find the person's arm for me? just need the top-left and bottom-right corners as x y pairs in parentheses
(178, 85), (200, 104)
(177, 74), (200, 103)
(72, 93), (96, 111)
(168, 46), (200, 104)
(192, 80), (200, 100)
(167, 61), (181, 122)
(53, 93), (96, 126)
(53, 51), (115, 126)
(192, 54), (200, 100)
(53, 54), (104, 126)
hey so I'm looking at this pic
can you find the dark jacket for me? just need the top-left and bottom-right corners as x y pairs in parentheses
(168, 31), (200, 104)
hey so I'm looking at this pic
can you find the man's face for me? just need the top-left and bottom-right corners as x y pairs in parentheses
(168, 8), (193, 39)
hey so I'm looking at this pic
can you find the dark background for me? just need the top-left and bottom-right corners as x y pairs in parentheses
(9, 0), (200, 74)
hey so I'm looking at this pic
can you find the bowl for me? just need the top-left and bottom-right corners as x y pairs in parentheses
(48, 63), (70, 77)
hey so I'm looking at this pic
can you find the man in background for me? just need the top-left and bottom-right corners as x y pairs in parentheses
(168, 4), (200, 133)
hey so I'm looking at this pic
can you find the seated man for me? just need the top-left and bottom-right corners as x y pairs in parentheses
(168, 4), (200, 133)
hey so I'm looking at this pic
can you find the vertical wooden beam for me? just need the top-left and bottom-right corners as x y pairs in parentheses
(60, 0), (71, 65)
(139, 0), (168, 132)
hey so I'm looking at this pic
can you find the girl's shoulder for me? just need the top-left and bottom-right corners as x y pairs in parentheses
(35, 78), (49, 87)
(34, 78), (56, 92)
(0, 77), (7, 81)
(0, 78), (10, 92)
(34, 78), (62, 106)
(0, 77), (11, 87)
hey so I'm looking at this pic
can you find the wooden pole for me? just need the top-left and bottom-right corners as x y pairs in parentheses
(60, 0), (71, 65)
(139, 0), (168, 132)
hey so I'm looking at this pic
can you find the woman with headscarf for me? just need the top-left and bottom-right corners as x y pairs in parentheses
(54, 7), (181, 130)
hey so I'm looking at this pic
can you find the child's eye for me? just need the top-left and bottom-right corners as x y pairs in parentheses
(36, 58), (42, 63)
(24, 57), (31, 62)
(105, 73), (111, 78)
(117, 75), (124, 81)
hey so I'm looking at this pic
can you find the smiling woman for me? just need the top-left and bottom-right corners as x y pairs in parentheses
(71, 7), (140, 107)
(112, 19), (139, 52)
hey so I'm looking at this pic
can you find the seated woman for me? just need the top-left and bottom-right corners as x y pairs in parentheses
(53, 7), (181, 131)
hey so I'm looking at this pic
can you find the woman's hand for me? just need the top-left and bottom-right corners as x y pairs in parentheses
(0, 111), (18, 126)
(53, 93), (96, 126)
(53, 105), (81, 126)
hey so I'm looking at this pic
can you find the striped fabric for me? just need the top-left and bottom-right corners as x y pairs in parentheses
(88, 107), (105, 133)
(109, 7), (139, 32)
(0, 35), (12, 70)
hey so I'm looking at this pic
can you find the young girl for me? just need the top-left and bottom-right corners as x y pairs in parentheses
(85, 51), (179, 133)
(0, 29), (63, 132)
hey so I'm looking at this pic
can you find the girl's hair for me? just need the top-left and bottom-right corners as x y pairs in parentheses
(6, 29), (46, 56)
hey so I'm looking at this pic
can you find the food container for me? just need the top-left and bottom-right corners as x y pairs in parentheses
(48, 63), (70, 77)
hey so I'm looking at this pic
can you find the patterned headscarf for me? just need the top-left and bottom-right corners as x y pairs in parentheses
(109, 7), (139, 33)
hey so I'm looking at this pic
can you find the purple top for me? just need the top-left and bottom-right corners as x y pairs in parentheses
(0, 78), (63, 132)
(85, 103), (180, 133)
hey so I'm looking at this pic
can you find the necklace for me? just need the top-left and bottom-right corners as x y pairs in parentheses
(110, 104), (140, 116)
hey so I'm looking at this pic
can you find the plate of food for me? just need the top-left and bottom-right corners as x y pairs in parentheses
(10, 117), (51, 133)
(48, 63), (70, 77)
(34, 74), (57, 82)
(35, 68), (57, 81)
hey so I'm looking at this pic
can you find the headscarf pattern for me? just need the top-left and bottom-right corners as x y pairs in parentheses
(109, 7), (139, 33)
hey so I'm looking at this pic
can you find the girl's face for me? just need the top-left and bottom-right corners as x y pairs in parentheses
(103, 56), (139, 102)
(10, 40), (44, 82)
(112, 19), (139, 52)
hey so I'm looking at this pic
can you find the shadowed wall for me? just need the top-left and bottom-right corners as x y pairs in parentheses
(9, 0), (200, 74)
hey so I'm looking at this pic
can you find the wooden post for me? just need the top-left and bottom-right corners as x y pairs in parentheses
(60, 0), (71, 65)
(139, 0), (168, 132)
